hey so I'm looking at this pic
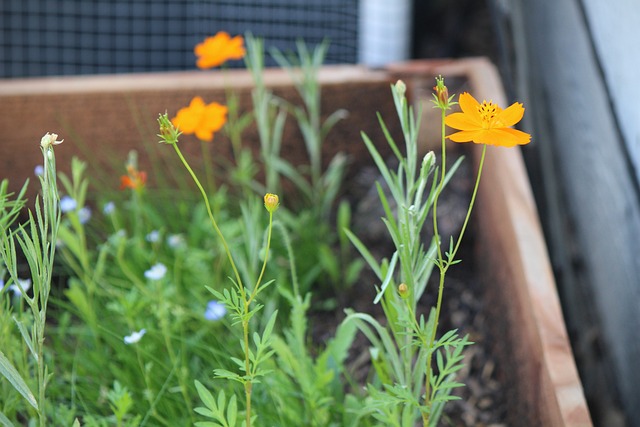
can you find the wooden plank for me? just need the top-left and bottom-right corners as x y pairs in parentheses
(0, 66), (396, 202)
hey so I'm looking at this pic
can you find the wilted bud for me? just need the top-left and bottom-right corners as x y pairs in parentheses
(264, 193), (280, 213)
(398, 283), (409, 298)
(40, 132), (63, 149)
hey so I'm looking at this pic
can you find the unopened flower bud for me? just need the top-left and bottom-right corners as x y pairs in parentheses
(157, 112), (181, 145)
(398, 283), (409, 298)
(264, 193), (279, 213)
(395, 80), (406, 97)
(432, 75), (452, 110)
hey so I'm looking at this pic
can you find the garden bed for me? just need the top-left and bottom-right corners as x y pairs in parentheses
(0, 58), (592, 426)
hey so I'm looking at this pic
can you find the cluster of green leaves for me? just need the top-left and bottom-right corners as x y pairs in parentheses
(343, 82), (472, 426)
(0, 139), (63, 427)
(238, 35), (361, 297)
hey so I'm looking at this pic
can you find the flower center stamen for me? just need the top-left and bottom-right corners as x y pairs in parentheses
(478, 100), (498, 128)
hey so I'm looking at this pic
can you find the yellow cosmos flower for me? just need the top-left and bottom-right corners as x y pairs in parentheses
(171, 97), (228, 142)
(194, 32), (246, 69)
(444, 92), (531, 147)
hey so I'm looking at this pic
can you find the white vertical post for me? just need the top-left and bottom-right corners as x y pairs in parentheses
(358, 0), (413, 67)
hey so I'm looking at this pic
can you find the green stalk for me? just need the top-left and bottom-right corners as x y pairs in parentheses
(424, 108), (487, 425)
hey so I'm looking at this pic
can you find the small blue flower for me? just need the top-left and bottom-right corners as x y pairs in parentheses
(124, 328), (146, 344)
(9, 278), (32, 297)
(204, 300), (226, 321)
(167, 234), (185, 249)
(60, 196), (77, 213)
(78, 206), (92, 224)
(146, 230), (160, 243)
(103, 201), (115, 215)
(144, 263), (167, 281)
(34, 165), (44, 176)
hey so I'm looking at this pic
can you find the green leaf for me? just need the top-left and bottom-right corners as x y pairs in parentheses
(194, 422), (223, 427)
(344, 229), (381, 280)
(0, 350), (38, 410)
(373, 250), (398, 305)
(0, 411), (16, 427)
(226, 394), (237, 427)
(12, 316), (36, 361)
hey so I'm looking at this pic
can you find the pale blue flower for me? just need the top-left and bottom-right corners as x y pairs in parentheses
(146, 230), (160, 243)
(204, 300), (226, 321)
(78, 206), (92, 224)
(103, 201), (115, 215)
(167, 234), (185, 249)
(60, 196), (77, 213)
(9, 278), (32, 297)
(0, 278), (4, 292)
(34, 165), (44, 176)
(124, 328), (146, 344)
(144, 263), (167, 281)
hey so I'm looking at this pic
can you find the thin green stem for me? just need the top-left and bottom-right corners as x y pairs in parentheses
(200, 140), (216, 196)
(273, 220), (300, 298)
(171, 143), (243, 294)
(451, 145), (486, 260)
(243, 318), (252, 427)
(425, 113), (487, 426)
(424, 106), (448, 427)
(248, 211), (273, 305)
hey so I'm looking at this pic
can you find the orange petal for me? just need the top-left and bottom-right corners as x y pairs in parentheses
(458, 92), (482, 123)
(447, 129), (484, 143)
(445, 111), (482, 131)
(496, 102), (525, 127)
(196, 127), (214, 142)
(172, 108), (199, 134)
(471, 128), (530, 146)
(494, 128), (531, 146)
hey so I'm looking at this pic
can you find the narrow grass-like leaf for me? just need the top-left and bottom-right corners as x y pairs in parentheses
(344, 229), (381, 279)
(374, 251), (398, 305)
(12, 316), (36, 361)
(0, 350), (38, 410)
(0, 411), (15, 427)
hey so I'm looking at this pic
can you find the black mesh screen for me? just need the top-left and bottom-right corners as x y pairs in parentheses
(0, 0), (359, 78)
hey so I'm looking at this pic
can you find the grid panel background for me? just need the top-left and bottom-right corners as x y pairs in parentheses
(0, 0), (359, 78)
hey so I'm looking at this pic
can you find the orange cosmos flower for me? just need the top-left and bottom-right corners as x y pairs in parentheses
(171, 96), (228, 142)
(194, 32), (246, 69)
(120, 165), (147, 190)
(444, 92), (531, 147)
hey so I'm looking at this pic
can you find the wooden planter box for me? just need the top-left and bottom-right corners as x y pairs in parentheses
(0, 58), (592, 426)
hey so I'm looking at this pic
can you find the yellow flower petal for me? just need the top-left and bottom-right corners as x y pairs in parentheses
(496, 102), (525, 128)
(445, 92), (531, 147)
(448, 130), (485, 143)
(171, 97), (228, 142)
(444, 112), (482, 131)
(457, 92), (483, 124)
(195, 32), (246, 69)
